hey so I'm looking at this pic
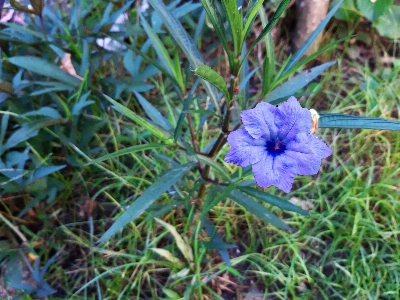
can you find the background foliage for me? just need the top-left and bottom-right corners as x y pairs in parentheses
(0, 0), (399, 299)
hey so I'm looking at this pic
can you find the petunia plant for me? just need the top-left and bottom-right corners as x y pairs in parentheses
(96, 0), (400, 265)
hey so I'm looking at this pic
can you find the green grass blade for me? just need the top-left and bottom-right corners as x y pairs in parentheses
(229, 190), (292, 231)
(319, 114), (400, 131)
(264, 61), (336, 104)
(86, 144), (166, 165)
(97, 163), (194, 243)
(238, 186), (310, 216)
(280, 0), (344, 77)
(7, 56), (81, 87)
(103, 95), (171, 142)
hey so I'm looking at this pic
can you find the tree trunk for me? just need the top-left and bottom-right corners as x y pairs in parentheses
(292, 0), (330, 54)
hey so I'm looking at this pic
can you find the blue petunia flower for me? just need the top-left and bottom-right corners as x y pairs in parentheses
(225, 96), (332, 193)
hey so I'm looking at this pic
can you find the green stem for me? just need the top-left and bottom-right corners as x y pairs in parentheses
(198, 75), (238, 198)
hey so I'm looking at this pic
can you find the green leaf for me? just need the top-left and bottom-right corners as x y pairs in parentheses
(229, 190), (292, 231)
(147, 0), (220, 110)
(356, 0), (392, 21)
(22, 107), (62, 119)
(4, 126), (38, 151)
(264, 61), (336, 104)
(199, 0), (230, 54)
(273, 36), (350, 89)
(259, 6), (275, 96)
(97, 163), (193, 243)
(238, 186), (309, 216)
(174, 78), (200, 143)
(193, 64), (229, 101)
(103, 94), (171, 143)
(86, 144), (166, 165)
(133, 91), (173, 130)
(25, 165), (66, 186)
(280, 0), (343, 77)
(201, 183), (237, 218)
(7, 56), (81, 87)
(242, 0), (265, 44)
(319, 113), (400, 131)
(373, 6), (400, 40)
(202, 218), (232, 266)
(242, 0), (289, 70)
(140, 14), (177, 79)
(196, 154), (232, 182)
(221, 0), (243, 56)
(161, 288), (182, 299)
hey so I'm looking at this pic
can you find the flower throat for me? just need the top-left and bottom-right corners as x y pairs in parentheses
(266, 139), (286, 155)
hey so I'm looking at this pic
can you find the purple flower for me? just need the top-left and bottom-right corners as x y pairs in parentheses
(225, 96), (332, 193)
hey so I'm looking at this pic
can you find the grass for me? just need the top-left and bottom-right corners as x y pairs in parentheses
(21, 59), (397, 300)
(0, 4), (399, 299)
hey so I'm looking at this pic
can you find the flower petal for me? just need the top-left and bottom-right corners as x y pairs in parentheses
(275, 96), (311, 143)
(252, 152), (297, 193)
(285, 132), (332, 175)
(225, 129), (266, 167)
(241, 102), (278, 140)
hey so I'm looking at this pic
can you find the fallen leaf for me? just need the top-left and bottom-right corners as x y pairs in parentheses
(60, 53), (83, 80)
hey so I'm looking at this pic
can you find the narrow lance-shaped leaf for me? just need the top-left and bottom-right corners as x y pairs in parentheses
(196, 154), (232, 182)
(242, 0), (265, 44)
(264, 61), (336, 104)
(103, 95), (171, 143)
(241, 0), (290, 71)
(133, 91), (173, 130)
(201, 183), (237, 218)
(7, 56), (81, 87)
(86, 144), (166, 165)
(280, 0), (343, 77)
(97, 163), (194, 243)
(238, 186), (309, 216)
(140, 14), (177, 79)
(259, 6), (275, 96)
(147, 0), (220, 110)
(221, 0), (242, 56)
(202, 218), (233, 266)
(273, 36), (350, 89)
(194, 65), (230, 102)
(199, 0), (230, 54)
(319, 114), (400, 131)
(174, 78), (200, 143)
(229, 190), (292, 231)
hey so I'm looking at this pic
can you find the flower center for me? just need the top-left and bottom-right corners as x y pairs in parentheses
(266, 139), (286, 155)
